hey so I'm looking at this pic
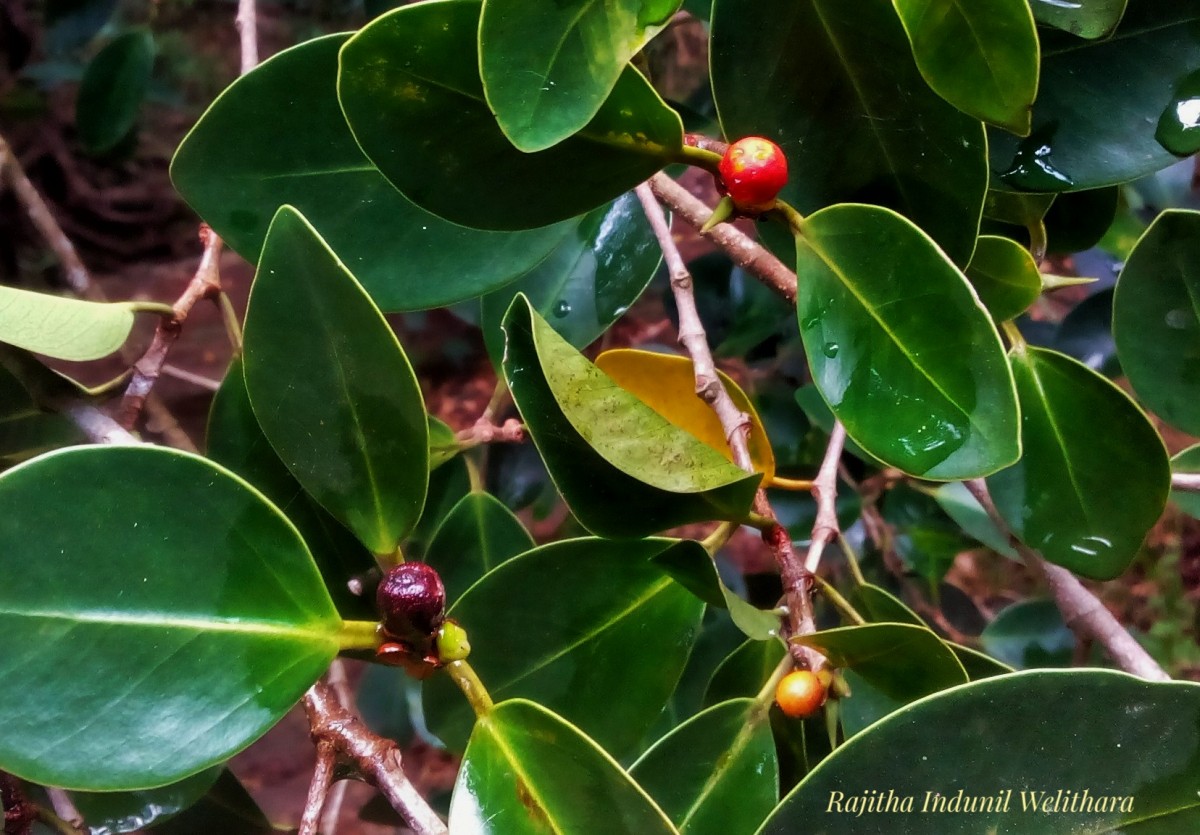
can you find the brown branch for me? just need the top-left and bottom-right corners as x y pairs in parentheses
(1171, 472), (1200, 492)
(61, 403), (141, 445)
(455, 417), (525, 449)
(648, 173), (796, 304)
(299, 740), (337, 835)
(0, 135), (91, 296)
(963, 479), (1169, 681)
(43, 791), (80, 834)
(236, 0), (259, 74)
(117, 228), (224, 430)
(303, 682), (447, 835)
(1, 772), (36, 835)
(803, 422), (847, 574)
(635, 182), (825, 669)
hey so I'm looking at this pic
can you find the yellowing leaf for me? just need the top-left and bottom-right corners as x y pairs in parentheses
(595, 349), (775, 482)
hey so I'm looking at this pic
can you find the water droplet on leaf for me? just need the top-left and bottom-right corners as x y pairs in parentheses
(822, 342), (840, 358)
(1000, 123), (1075, 190)
(553, 300), (572, 318)
(1155, 69), (1200, 156)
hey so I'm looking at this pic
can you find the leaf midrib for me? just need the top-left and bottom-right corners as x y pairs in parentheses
(0, 608), (337, 642)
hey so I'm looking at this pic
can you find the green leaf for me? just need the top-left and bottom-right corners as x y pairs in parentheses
(991, 4), (1200, 192)
(424, 491), (534, 604)
(631, 699), (778, 835)
(0, 284), (137, 360)
(711, 0), (987, 265)
(760, 670), (1200, 834)
(891, 0), (1038, 135)
(242, 207), (428, 555)
(480, 193), (661, 362)
(964, 235), (1042, 323)
(983, 189), (1054, 227)
(703, 639), (786, 708)
(1157, 68), (1200, 156)
(480, 0), (681, 151)
(792, 623), (968, 736)
(650, 540), (782, 641)
(980, 599), (1075, 669)
(951, 643), (1013, 680)
(423, 538), (704, 757)
(987, 346), (1170, 580)
(206, 357), (376, 619)
(338, 0), (683, 230)
(852, 583), (924, 627)
(171, 34), (569, 312)
(427, 416), (460, 470)
(795, 204), (1020, 480)
(76, 29), (154, 153)
(71, 767), (222, 834)
(1171, 444), (1200, 520)
(503, 295), (759, 537)
(1030, 0), (1126, 39)
(150, 769), (275, 835)
(451, 699), (678, 834)
(1114, 210), (1200, 436)
(793, 385), (883, 467)
(0, 365), (83, 468)
(0, 446), (340, 790)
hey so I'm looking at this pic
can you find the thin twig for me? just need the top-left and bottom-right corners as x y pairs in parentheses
(160, 363), (222, 392)
(236, 0), (259, 74)
(804, 422), (847, 574)
(60, 403), (140, 445)
(455, 417), (524, 449)
(118, 228), (224, 429)
(298, 740), (337, 835)
(1171, 472), (1200, 492)
(648, 173), (796, 304)
(317, 661), (355, 835)
(0, 136), (91, 295)
(963, 479), (1169, 681)
(303, 683), (447, 835)
(43, 791), (80, 834)
(635, 182), (824, 669)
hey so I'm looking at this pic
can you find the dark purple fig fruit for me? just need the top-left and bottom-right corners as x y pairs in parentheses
(376, 562), (446, 644)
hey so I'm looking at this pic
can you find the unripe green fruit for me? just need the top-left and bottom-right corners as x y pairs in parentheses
(436, 620), (472, 662)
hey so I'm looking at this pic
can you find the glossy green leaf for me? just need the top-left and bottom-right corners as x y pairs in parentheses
(792, 623), (968, 736)
(206, 357), (375, 619)
(991, 4), (1200, 192)
(1030, 0), (1126, 39)
(703, 639), (786, 708)
(711, 0), (987, 265)
(1114, 210), (1200, 435)
(1044, 186), (1120, 255)
(479, 0), (680, 151)
(930, 481), (1017, 558)
(0, 446), (340, 790)
(1171, 444), (1200, 520)
(631, 699), (777, 835)
(171, 34), (569, 312)
(987, 346), (1170, 580)
(892, 0), (1038, 134)
(951, 643), (1013, 680)
(76, 30), (153, 153)
(451, 699), (678, 834)
(795, 204), (1020, 480)
(964, 235), (1042, 322)
(503, 295), (759, 537)
(480, 193), (660, 361)
(71, 767), (222, 834)
(980, 599), (1075, 669)
(651, 540), (782, 640)
(243, 207), (428, 555)
(0, 366), (83, 468)
(793, 385), (883, 467)
(982, 189), (1054, 227)
(852, 583), (924, 627)
(424, 491), (534, 604)
(760, 670), (1200, 834)
(1157, 68), (1200, 156)
(0, 284), (137, 361)
(423, 538), (704, 756)
(427, 416), (459, 470)
(150, 769), (275, 835)
(338, 0), (683, 230)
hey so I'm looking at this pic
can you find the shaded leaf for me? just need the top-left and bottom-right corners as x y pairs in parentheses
(480, 193), (660, 362)
(760, 670), (1200, 834)
(338, 0), (683, 230)
(479, 0), (680, 151)
(1171, 444), (1200, 520)
(1030, 0), (1126, 39)
(630, 699), (777, 835)
(980, 599), (1075, 669)
(1113, 210), (1200, 435)
(172, 34), (569, 312)
(424, 491), (534, 604)
(711, 0), (987, 265)
(71, 767), (222, 834)
(0, 365), (83, 469)
(703, 638), (786, 708)
(0, 446), (340, 790)
(423, 538), (704, 757)
(242, 207), (428, 555)
(0, 284), (137, 361)
(892, 0), (1038, 134)
(930, 481), (1017, 558)
(964, 235), (1042, 323)
(76, 30), (153, 153)
(796, 204), (1020, 480)
(503, 295), (759, 537)
(651, 540), (782, 640)
(987, 346), (1169, 580)
(450, 699), (677, 834)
